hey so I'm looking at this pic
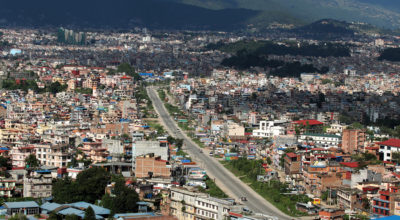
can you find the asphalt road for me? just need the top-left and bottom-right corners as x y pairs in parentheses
(147, 87), (294, 220)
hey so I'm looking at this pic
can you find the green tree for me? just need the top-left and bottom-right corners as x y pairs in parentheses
(65, 215), (80, 220)
(48, 82), (67, 94)
(392, 152), (400, 165)
(117, 63), (142, 81)
(0, 156), (10, 169)
(101, 178), (139, 214)
(25, 154), (39, 168)
(52, 167), (111, 204)
(84, 206), (96, 220)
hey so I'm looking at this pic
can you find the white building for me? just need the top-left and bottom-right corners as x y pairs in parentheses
(252, 120), (286, 138)
(299, 133), (341, 149)
(377, 139), (400, 161)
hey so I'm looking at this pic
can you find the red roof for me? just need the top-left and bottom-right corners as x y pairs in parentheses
(286, 152), (297, 158)
(228, 212), (243, 218)
(293, 119), (323, 126)
(340, 162), (359, 168)
(377, 139), (400, 148)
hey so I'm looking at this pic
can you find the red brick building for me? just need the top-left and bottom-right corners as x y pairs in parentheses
(341, 129), (366, 154)
(135, 155), (170, 178)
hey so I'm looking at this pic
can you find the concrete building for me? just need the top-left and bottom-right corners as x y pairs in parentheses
(133, 141), (169, 166)
(170, 187), (206, 220)
(23, 170), (52, 198)
(341, 129), (366, 154)
(299, 133), (341, 149)
(34, 143), (72, 167)
(135, 155), (170, 178)
(377, 139), (400, 161)
(252, 120), (286, 138)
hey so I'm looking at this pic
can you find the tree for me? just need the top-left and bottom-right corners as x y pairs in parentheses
(117, 63), (142, 81)
(65, 215), (80, 220)
(52, 167), (111, 204)
(392, 152), (400, 165)
(0, 156), (10, 169)
(48, 81), (67, 94)
(101, 178), (139, 214)
(25, 154), (39, 168)
(84, 206), (96, 220)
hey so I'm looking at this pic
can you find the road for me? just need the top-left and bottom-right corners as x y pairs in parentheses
(147, 87), (294, 220)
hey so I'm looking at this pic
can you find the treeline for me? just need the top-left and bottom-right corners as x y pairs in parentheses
(206, 40), (351, 58)
(2, 80), (67, 94)
(221, 53), (328, 77)
(378, 48), (400, 62)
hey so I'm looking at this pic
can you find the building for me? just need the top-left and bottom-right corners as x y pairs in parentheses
(337, 188), (362, 211)
(4, 201), (40, 216)
(377, 139), (400, 161)
(0, 178), (16, 198)
(135, 155), (171, 178)
(133, 141), (169, 166)
(23, 170), (52, 198)
(318, 208), (345, 220)
(299, 133), (341, 149)
(252, 120), (286, 138)
(34, 143), (72, 167)
(284, 152), (301, 178)
(195, 196), (234, 220)
(372, 187), (400, 217)
(170, 187), (206, 220)
(341, 129), (366, 154)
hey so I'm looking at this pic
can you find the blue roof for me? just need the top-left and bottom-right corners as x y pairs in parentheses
(114, 212), (157, 218)
(36, 169), (51, 174)
(41, 202), (61, 211)
(69, 202), (110, 215)
(375, 216), (400, 220)
(58, 207), (84, 217)
(4, 201), (39, 209)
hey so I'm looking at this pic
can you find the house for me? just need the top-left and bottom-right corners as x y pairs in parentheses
(318, 208), (345, 220)
(341, 129), (366, 154)
(299, 133), (341, 149)
(4, 201), (40, 216)
(252, 120), (286, 138)
(135, 154), (171, 178)
(372, 187), (400, 217)
(23, 170), (52, 198)
(41, 201), (110, 219)
(0, 178), (16, 198)
(377, 139), (400, 161)
(284, 152), (301, 178)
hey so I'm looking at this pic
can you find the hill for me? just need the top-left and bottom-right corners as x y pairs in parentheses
(0, 0), (258, 30)
(170, 0), (400, 30)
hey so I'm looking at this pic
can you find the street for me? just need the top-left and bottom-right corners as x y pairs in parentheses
(147, 86), (294, 220)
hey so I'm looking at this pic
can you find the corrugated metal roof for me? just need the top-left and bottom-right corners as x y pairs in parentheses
(4, 201), (39, 209)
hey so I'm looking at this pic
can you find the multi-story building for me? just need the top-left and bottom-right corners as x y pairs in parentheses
(11, 144), (35, 168)
(341, 129), (366, 154)
(284, 152), (301, 178)
(170, 187), (206, 220)
(299, 133), (341, 149)
(0, 178), (16, 198)
(372, 186), (400, 217)
(195, 196), (233, 220)
(34, 143), (72, 167)
(78, 142), (108, 163)
(23, 170), (52, 198)
(377, 139), (400, 161)
(135, 155), (171, 178)
(252, 120), (286, 138)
